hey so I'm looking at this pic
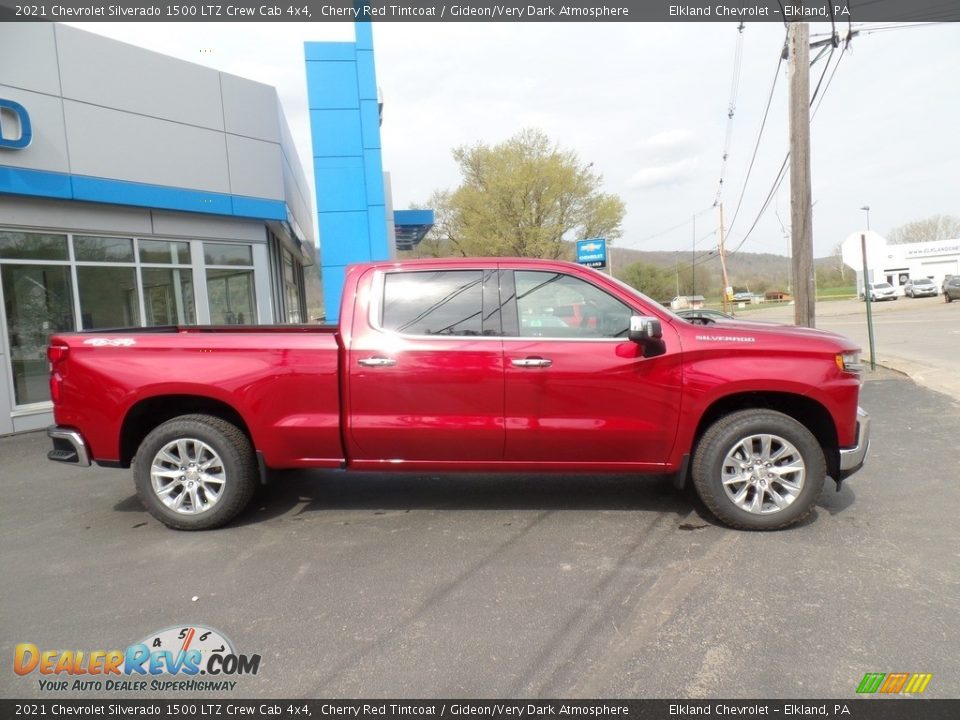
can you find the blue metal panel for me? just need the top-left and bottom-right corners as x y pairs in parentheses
(309, 109), (364, 156)
(305, 62), (360, 110)
(321, 264), (347, 323)
(231, 195), (286, 220)
(354, 22), (374, 51)
(394, 209), (435, 225)
(0, 165), (72, 199)
(72, 175), (235, 216)
(359, 100), (382, 149)
(314, 156), (367, 212)
(361, 150), (383, 205)
(0, 166), (286, 220)
(356, 50), (377, 101)
(366, 204), (388, 258)
(304, 42), (355, 62)
(318, 211), (371, 267)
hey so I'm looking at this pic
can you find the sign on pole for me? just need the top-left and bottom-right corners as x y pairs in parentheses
(576, 238), (607, 269)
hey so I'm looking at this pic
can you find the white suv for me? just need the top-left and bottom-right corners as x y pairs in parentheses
(864, 282), (898, 301)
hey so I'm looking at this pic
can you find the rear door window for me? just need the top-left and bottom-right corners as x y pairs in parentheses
(381, 270), (485, 336)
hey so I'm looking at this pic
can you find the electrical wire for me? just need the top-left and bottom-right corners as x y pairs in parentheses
(622, 206), (714, 248)
(723, 42), (786, 241)
(728, 37), (850, 257)
(713, 22), (747, 207)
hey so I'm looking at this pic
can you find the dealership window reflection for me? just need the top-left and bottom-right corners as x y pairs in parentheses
(2, 264), (75, 405)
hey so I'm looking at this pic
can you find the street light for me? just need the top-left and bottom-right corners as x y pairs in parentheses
(860, 205), (870, 231)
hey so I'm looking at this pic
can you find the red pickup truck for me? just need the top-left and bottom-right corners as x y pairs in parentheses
(47, 258), (869, 531)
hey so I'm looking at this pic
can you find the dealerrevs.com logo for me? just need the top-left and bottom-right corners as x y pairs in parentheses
(14, 625), (261, 692)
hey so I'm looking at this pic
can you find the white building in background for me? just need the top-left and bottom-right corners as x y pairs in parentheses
(841, 231), (960, 296)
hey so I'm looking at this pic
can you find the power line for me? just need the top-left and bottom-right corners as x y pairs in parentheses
(729, 40), (849, 257)
(724, 42), (786, 240)
(713, 22), (747, 207)
(621, 206), (714, 248)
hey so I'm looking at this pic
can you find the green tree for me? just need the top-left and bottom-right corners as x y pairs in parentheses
(618, 261), (676, 303)
(420, 128), (625, 259)
(886, 214), (960, 244)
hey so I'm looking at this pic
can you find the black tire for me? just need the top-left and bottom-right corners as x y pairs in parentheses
(691, 410), (826, 531)
(133, 414), (257, 530)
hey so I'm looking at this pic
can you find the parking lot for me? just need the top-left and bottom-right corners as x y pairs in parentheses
(2, 359), (958, 699)
(3, 297), (959, 700)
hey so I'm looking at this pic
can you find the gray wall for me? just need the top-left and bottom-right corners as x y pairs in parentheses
(0, 23), (313, 244)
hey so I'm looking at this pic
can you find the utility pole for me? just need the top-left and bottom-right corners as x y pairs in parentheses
(691, 214), (696, 298)
(718, 202), (731, 314)
(788, 20), (815, 328)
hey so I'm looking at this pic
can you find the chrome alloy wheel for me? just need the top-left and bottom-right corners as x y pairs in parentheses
(720, 433), (805, 515)
(150, 438), (226, 515)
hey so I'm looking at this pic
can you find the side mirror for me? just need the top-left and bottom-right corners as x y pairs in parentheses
(628, 316), (666, 358)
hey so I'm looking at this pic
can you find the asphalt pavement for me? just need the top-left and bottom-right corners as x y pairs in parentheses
(1, 368), (958, 700)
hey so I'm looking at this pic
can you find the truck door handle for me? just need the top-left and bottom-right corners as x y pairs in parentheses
(511, 357), (552, 368)
(357, 357), (397, 367)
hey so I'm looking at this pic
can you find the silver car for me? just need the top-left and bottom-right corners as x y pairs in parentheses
(904, 278), (938, 298)
(864, 282), (898, 301)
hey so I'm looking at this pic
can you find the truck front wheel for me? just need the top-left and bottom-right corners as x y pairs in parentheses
(133, 414), (257, 530)
(692, 410), (826, 530)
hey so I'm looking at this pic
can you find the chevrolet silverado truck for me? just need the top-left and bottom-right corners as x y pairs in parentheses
(46, 258), (870, 531)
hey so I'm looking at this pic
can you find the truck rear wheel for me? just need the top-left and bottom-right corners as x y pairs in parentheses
(692, 410), (825, 530)
(133, 414), (257, 530)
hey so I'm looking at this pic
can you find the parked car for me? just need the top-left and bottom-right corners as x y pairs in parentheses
(46, 258), (870, 532)
(676, 308), (735, 323)
(863, 282), (898, 301)
(944, 276), (960, 303)
(732, 291), (753, 303)
(904, 278), (937, 298)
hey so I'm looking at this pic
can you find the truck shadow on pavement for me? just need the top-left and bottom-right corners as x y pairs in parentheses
(233, 471), (698, 526)
(110, 470), (858, 530)
(226, 471), (855, 529)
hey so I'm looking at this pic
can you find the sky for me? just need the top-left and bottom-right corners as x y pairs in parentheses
(69, 20), (960, 259)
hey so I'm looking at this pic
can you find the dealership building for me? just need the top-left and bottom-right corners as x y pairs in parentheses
(0, 22), (433, 435)
(841, 231), (960, 295)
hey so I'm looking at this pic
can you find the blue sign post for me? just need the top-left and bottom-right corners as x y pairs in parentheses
(576, 238), (607, 269)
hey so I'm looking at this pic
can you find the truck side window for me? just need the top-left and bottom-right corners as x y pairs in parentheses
(514, 271), (632, 339)
(382, 270), (484, 336)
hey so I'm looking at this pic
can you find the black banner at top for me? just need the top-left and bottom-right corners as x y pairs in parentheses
(1, 0), (958, 22)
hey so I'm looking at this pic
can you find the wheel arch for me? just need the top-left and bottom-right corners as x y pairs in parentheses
(119, 395), (254, 468)
(691, 391), (839, 481)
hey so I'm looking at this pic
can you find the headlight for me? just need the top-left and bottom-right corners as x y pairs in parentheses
(836, 350), (863, 375)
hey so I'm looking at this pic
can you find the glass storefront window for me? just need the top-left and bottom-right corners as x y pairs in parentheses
(206, 268), (256, 325)
(1, 264), (75, 405)
(76, 266), (140, 329)
(285, 284), (302, 323)
(142, 267), (195, 325)
(204, 243), (252, 266)
(74, 236), (135, 263)
(139, 239), (190, 265)
(282, 249), (303, 323)
(0, 231), (68, 261)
